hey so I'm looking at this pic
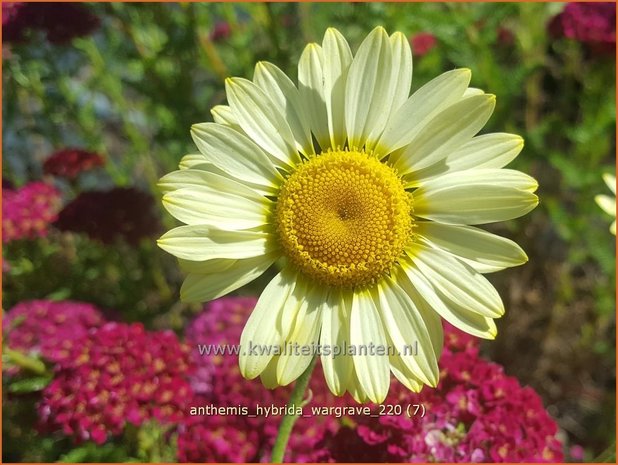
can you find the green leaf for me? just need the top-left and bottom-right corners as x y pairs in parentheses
(8, 375), (53, 393)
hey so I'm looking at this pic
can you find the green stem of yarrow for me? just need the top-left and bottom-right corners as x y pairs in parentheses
(270, 356), (317, 463)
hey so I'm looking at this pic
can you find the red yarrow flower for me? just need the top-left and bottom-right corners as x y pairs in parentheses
(43, 148), (105, 179)
(410, 32), (437, 56)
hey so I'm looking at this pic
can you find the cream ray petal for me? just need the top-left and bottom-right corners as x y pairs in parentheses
(225, 77), (301, 169)
(177, 257), (237, 274)
(348, 369), (369, 404)
(210, 105), (246, 135)
(463, 87), (484, 97)
(320, 288), (353, 396)
(365, 31), (413, 150)
(389, 355), (424, 393)
(393, 94), (496, 175)
(596, 194), (616, 217)
(254, 61), (315, 157)
(375, 277), (439, 386)
(345, 26), (393, 149)
(416, 222), (528, 273)
(157, 225), (275, 261)
(162, 186), (270, 230)
(350, 289), (390, 403)
(161, 170), (266, 200)
(400, 258), (498, 339)
(322, 28), (353, 149)
(374, 68), (470, 157)
(276, 282), (327, 386)
(239, 267), (297, 379)
(191, 122), (284, 192)
(392, 265), (444, 360)
(180, 253), (277, 303)
(260, 355), (281, 389)
(413, 169), (539, 225)
(406, 133), (524, 186)
(406, 243), (504, 318)
(298, 43), (331, 151)
(177, 153), (208, 170)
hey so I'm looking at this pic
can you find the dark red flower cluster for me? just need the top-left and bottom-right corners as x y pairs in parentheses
(181, 297), (563, 463)
(4, 300), (105, 369)
(43, 148), (105, 179)
(318, 323), (564, 463)
(549, 2), (616, 54)
(54, 187), (161, 245)
(2, 2), (99, 44)
(179, 297), (342, 463)
(2, 181), (62, 243)
(39, 322), (194, 445)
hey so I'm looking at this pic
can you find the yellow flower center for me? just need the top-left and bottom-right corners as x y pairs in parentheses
(276, 149), (413, 288)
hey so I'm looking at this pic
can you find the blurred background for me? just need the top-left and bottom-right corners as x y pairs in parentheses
(2, 2), (616, 462)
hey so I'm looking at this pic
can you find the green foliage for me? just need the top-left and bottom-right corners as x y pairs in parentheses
(2, 233), (181, 323)
(8, 375), (53, 394)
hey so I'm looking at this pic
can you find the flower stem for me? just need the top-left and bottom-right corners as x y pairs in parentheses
(270, 357), (317, 463)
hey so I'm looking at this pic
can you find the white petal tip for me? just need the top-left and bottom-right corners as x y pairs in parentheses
(239, 362), (262, 381)
(369, 391), (388, 404)
(325, 26), (341, 35)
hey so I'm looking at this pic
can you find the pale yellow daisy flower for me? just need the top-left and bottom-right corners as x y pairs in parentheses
(158, 27), (538, 403)
(595, 173), (616, 235)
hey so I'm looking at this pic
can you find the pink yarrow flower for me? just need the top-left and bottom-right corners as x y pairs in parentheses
(39, 322), (194, 444)
(318, 323), (564, 463)
(2, 181), (61, 243)
(4, 300), (105, 370)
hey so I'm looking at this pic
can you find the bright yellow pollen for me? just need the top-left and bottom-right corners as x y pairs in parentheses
(276, 149), (413, 288)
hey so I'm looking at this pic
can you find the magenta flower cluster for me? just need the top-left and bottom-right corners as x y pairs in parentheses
(38, 322), (194, 445)
(4, 300), (105, 369)
(2, 181), (61, 243)
(549, 2), (616, 54)
(43, 148), (105, 180)
(180, 297), (563, 463)
(324, 325), (564, 462)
